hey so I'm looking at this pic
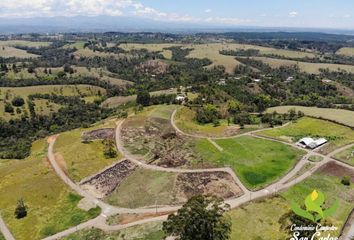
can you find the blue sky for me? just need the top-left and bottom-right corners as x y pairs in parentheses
(0, 0), (353, 29)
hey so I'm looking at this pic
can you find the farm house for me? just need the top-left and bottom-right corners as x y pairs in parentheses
(296, 137), (327, 149)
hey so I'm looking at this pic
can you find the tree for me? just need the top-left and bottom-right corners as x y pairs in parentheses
(341, 176), (351, 186)
(11, 96), (25, 107)
(14, 199), (27, 219)
(255, 94), (271, 112)
(163, 195), (231, 240)
(4, 103), (14, 113)
(136, 90), (150, 106)
(196, 104), (219, 124)
(103, 139), (118, 158)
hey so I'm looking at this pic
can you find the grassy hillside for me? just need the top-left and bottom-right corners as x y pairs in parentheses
(0, 139), (100, 240)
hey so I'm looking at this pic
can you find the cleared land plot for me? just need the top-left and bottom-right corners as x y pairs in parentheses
(174, 106), (261, 137)
(334, 146), (354, 166)
(253, 56), (354, 74)
(120, 43), (175, 59)
(0, 85), (105, 120)
(0, 140), (100, 240)
(54, 118), (121, 182)
(336, 47), (354, 56)
(194, 136), (305, 190)
(106, 168), (242, 208)
(102, 89), (178, 108)
(266, 106), (354, 127)
(62, 221), (165, 240)
(257, 117), (354, 154)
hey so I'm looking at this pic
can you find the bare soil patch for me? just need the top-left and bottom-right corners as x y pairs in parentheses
(82, 128), (115, 141)
(175, 172), (244, 202)
(318, 161), (354, 181)
(54, 153), (68, 175)
(137, 59), (168, 74)
(108, 212), (174, 225)
(80, 160), (137, 199)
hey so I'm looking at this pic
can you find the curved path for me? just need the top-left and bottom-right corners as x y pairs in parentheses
(4, 117), (349, 240)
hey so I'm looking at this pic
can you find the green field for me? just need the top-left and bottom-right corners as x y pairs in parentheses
(257, 117), (354, 154)
(174, 106), (260, 137)
(54, 118), (121, 182)
(0, 85), (106, 120)
(228, 171), (354, 239)
(194, 136), (305, 190)
(0, 40), (50, 58)
(253, 56), (354, 74)
(0, 140), (100, 240)
(267, 106), (354, 127)
(334, 146), (354, 166)
(106, 168), (177, 208)
(62, 221), (165, 240)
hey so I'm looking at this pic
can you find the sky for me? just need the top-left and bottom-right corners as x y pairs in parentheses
(0, 0), (353, 29)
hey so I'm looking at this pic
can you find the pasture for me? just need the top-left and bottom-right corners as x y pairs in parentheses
(0, 139), (100, 240)
(118, 43), (315, 74)
(257, 117), (354, 154)
(174, 106), (260, 137)
(266, 105), (354, 127)
(253, 56), (354, 74)
(336, 47), (354, 56)
(194, 136), (305, 190)
(54, 118), (121, 182)
(0, 40), (50, 58)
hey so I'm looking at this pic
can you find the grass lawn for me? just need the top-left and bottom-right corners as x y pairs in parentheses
(194, 136), (305, 190)
(257, 117), (354, 154)
(174, 106), (259, 137)
(336, 47), (354, 56)
(62, 222), (165, 240)
(0, 232), (4, 240)
(54, 118), (121, 182)
(308, 155), (324, 162)
(266, 106), (354, 128)
(105, 168), (177, 208)
(0, 140), (100, 240)
(334, 146), (354, 166)
(228, 172), (354, 239)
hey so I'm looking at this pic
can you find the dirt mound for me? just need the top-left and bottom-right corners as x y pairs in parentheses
(80, 160), (137, 199)
(82, 128), (115, 142)
(318, 161), (354, 181)
(175, 172), (243, 202)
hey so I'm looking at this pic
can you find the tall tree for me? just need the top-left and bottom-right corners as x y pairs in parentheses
(163, 195), (231, 240)
(136, 89), (151, 106)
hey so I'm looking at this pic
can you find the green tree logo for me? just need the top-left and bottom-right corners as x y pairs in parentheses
(291, 190), (339, 222)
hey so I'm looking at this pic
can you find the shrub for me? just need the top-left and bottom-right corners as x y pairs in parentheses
(11, 96), (25, 107)
(341, 176), (351, 186)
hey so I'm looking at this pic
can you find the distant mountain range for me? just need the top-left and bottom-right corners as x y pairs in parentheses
(1, 16), (354, 35)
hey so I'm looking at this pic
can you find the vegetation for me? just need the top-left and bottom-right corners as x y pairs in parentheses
(334, 146), (354, 166)
(258, 117), (354, 154)
(194, 136), (305, 189)
(163, 195), (231, 240)
(0, 139), (100, 240)
(54, 118), (121, 182)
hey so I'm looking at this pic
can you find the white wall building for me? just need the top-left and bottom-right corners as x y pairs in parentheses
(296, 137), (327, 149)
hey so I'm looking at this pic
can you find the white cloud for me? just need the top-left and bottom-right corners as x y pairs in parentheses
(289, 11), (298, 17)
(0, 0), (253, 26)
(343, 14), (351, 18)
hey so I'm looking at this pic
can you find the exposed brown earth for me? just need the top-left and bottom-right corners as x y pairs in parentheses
(82, 128), (115, 141)
(54, 153), (68, 175)
(137, 59), (168, 74)
(108, 211), (174, 225)
(175, 172), (244, 202)
(318, 161), (354, 181)
(80, 160), (137, 199)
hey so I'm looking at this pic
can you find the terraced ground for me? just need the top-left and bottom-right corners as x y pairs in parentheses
(266, 106), (354, 127)
(0, 85), (106, 120)
(194, 136), (305, 190)
(54, 118), (121, 182)
(257, 117), (354, 154)
(0, 139), (100, 240)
